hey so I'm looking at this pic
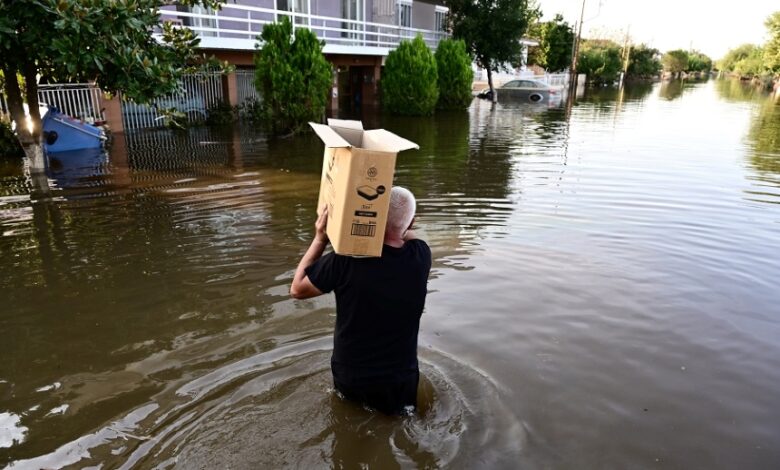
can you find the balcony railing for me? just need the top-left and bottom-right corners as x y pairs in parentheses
(157, 3), (449, 52)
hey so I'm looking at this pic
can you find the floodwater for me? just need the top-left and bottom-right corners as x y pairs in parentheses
(1, 79), (779, 468)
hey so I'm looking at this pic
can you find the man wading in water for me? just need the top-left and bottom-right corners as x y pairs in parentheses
(290, 187), (432, 415)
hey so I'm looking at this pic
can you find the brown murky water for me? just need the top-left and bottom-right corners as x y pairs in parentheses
(1, 79), (779, 468)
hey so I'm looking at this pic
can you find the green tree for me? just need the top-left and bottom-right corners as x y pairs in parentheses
(435, 39), (474, 109)
(763, 11), (780, 73)
(719, 44), (760, 72)
(253, 17), (332, 135)
(0, 0), (224, 171)
(577, 39), (622, 85)
(734, 47), (766, 77)
(527, 14), (575, 72)
(382, 35), (439, 115)
(446, 0), (540, 101)
(626, 44), (661, 79)
(662, 49), (689, 77)
(686, 51), (712, 73)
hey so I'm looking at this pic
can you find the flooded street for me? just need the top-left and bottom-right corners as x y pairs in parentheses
(1, 79), (779, 468)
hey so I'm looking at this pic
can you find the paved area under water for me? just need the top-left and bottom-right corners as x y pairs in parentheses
(1, 79), (779, 468)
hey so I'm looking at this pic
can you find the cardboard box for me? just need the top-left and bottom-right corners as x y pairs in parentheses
(309, 119), (418, 257)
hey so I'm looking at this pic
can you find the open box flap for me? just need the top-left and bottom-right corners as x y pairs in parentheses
(327, 119), (363, 147)
(327, 119), (364, 131)
(309, 122), (351, 148)
(362, 129), (420, 153)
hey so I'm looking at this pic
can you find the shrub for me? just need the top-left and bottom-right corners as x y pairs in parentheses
(0, 120), (23, 159)
(435, 39), (473, 109)
(206, 101), (238, 126)
(578, 40), (623, 85)
(157, 108), (189, 130)
(254, 17), (332, 135)
(238, 96), (264, 122)
(627, 45), (662, 79)
(382, 35), (439, 115)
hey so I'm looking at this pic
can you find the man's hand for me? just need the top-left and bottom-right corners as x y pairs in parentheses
(315, 205), (329, 244)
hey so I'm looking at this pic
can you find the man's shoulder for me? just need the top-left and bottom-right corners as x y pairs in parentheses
(404, 239), (431, 268)
(406, 238), (431, 253)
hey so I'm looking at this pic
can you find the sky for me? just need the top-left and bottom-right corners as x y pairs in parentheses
(538, 0), (779, 59)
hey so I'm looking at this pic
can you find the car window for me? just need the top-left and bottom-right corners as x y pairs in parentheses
(519, 80), (539, 88)
(503, 80), (521, 88)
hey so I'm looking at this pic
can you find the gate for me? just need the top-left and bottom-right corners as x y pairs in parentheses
(121, 72), (224, 130)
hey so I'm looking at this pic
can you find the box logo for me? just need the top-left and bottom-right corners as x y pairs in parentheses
(367, 167), (378, 177)
(356, 185), (386, 201)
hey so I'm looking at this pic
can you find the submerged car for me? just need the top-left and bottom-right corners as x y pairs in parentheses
(478, 79), (563, 103)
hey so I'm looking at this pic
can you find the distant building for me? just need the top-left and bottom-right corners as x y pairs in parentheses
(157, 0), (450, 110)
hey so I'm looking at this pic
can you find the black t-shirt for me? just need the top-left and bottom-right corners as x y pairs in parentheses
(305, 239), (432, 380)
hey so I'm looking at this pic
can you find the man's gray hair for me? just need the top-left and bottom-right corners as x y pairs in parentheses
(387, 186), (416, 236)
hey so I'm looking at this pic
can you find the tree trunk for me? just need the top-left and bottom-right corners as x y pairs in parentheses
(2, 65), (28, 141)
(3, 65), (47, 171)
(28, 159), (51, 195)
(487, 67), (497, 103)
(3, 65), (49, 194)
(22, 62), (47, 174)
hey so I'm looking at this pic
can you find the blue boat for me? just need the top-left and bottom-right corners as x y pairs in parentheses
(42, 106), (106, 153)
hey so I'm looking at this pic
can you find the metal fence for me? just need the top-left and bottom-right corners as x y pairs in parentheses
(121, 72), (225, 131)
(37, 84), (104, 123)
(235, 69), (261, 107)
(474, 69), (574, 88)
(534, 73), (571, 87)
(1, 83), (103, 124)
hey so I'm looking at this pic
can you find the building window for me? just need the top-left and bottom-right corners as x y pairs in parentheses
(397, 0), (412, 28)
(179, 5), (218, 37)
(278, 0), (310, 25)
(435, 6), (448, 34)
(341, 0), (364, 40)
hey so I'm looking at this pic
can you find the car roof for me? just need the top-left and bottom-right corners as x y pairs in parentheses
(503, 79), (547, 87)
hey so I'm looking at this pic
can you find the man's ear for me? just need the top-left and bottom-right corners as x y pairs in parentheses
(407, 217), (415, 231)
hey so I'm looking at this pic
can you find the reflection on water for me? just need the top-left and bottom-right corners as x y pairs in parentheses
(2, 80), (780, 468)
(583, 81), (654, 104)
(658, 78), (711, 101)
(713, 78), (780, 202)
(714, 77), (773, 103)
(747, 99), (780, 191)
(659, 79), (686, 100)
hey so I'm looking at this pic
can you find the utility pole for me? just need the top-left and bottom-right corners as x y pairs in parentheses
(569, 0), (587, 95)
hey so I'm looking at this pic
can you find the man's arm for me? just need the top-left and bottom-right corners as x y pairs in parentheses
(290, 207), (328, 299)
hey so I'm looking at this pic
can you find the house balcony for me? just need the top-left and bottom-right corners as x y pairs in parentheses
(157, 2), (450, 57)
